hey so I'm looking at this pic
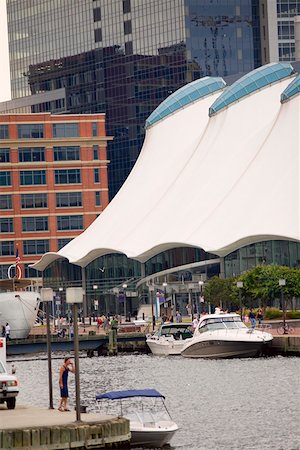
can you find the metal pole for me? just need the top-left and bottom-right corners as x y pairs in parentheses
(46, 302), (53, 409)
(124, 288), (127, 322)
(150, 289), (154, 331)
(239, 289), (242, 320)
(73, 303), (81, 422)
(282, 287), (287, 334)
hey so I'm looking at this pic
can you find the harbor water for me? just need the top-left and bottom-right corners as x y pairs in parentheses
(10, 354), (300, 450)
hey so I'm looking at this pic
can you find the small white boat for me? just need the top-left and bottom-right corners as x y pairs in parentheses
(0, 279), (40, 339)
(146, 322), (193, 356)
(181, 313), (273, 359)
(96, 389), (178, 447)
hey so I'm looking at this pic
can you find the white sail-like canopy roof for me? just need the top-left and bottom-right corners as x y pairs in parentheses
(33, 64), (300, 271)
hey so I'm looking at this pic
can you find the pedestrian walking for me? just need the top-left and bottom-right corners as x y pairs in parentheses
(58, 356), (75, 412)
(248, 308), (256, 329)
(1, 325), (5, 337)
(256, 308), (263, 325)
(5, 323), (11, 340)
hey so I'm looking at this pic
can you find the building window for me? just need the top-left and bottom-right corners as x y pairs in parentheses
(54, 146), (80, 161)
(93, 7), (101, 21)
(0, 194), (12, 209)
(52, 123), (79, 138)
(57, 238), (72, 250)
(56, 192), (82, 207)
(0, 241), (14, 256)
(93, 145), (99, 160)
(123, 0), (131, 14)
(19, 147), (45, 162)
(124, 20), (132, 35)
(57, 215), (83, 230)
(55, 169), (81, 184)
(95, 191), (101, 206)
(92, 122), (98, 136)
(0, 218), (13, 233)
(20, 170), (46, 185)
(0, 125), (9, 139)
(21, 193), (48, 209)
(0, 148), (10, 162)
(22, 216), (48, 232)
(94, 28), (102, 42)
(94, 168), (100, 183)
(0, 264), (10, 278)
(23, 239), (49, 255)
(125, 41), (133, 55)
(17, 124), (44, 138)
(0, 171), (11, 186)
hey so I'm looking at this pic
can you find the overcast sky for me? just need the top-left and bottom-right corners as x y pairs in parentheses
(0, 0), (11, 101)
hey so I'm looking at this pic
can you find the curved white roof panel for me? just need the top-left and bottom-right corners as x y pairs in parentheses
(209, 62), (295, 116)
(32, 66), (300, 271)
(145, 77), (226, 128)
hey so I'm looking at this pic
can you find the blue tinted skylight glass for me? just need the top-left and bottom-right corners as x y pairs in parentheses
(145, 77), (226, 129)
(209, 63), (295, 117)
(281, 75), (300, 103)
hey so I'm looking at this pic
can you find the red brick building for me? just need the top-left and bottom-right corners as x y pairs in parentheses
(0, 113), (111, 279)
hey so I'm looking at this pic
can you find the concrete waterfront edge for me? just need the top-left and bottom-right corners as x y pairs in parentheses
(0, 418), (130, 449)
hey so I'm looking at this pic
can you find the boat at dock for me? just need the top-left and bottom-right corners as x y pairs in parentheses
(96, 389), (178, 447)
(146, 322), (193, 356)
(0, 279), (40, 339)
(181, 313), (273, 359)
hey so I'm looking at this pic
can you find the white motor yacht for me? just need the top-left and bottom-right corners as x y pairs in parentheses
(96, 389), (178, 447)
(146, 322), (193, 356)
(0, 279), (40, 339)
(181, 313), (273, 359)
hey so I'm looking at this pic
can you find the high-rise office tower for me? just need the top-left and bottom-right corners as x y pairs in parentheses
(260, 0), (300, 64)
(7, 0), (262, 198)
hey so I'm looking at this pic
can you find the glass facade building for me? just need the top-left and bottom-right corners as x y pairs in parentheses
(7, 0), (262, 198)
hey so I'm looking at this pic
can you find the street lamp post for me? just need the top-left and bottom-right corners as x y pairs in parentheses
(40, 288), (54, 410)
(237, 281), (243, 320)
(198, 281), (204, 314)
(188, 283), (194, 319)
(279, 279), (287, 334)
(93, 285), (98, 318)
(149, 284), (155, 331)
(66, 287), (84, 422)
(122, 283), (127, 322)
(162, 282), (168, 317)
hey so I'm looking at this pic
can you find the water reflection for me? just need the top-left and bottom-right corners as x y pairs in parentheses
(11, 354), (300, 450)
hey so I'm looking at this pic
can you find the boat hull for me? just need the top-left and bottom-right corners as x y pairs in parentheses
(131, 428), (177, 447)
(181, 339), (268, 359)
(146, 338), (187, 356)
(0, 291), (40, 339)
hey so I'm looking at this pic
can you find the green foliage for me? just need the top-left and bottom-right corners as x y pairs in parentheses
(264, 307), (282, 319)
(237, 265), (300, 306)
(203, 265), (300, 309)
(286, 310), (300, 319)
(203, 276), (236, 307)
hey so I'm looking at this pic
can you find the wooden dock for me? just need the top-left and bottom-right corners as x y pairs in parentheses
(0, 405), (130, 449)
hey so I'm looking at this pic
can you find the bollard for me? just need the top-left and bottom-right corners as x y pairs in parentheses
(108, 329), (118, 356)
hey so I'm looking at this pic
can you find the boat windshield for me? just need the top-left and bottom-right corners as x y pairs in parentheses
(159, 325), (193, 340)
(199, 316), (247, 333)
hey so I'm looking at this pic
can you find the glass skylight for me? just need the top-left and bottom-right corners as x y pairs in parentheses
(281, 75), (300, 103)
(145, 77), (226, 129)
(209, 63), (295, 117)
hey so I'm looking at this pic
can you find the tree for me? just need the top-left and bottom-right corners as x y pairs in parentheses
(203, 276), (236, 309)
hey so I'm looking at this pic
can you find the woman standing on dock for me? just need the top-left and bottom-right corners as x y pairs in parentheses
(58, 356), (75, 412)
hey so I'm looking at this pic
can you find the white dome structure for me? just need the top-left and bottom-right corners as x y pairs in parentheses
(32, 63), (300, 272)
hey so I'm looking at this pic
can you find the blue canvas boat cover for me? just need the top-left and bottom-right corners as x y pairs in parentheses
(96, 389), (165, 401)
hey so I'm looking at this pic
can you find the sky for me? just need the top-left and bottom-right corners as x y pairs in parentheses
(0, 0), (11, 101)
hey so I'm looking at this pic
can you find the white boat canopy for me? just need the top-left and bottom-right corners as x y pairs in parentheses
(32, 63), (300, 271)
